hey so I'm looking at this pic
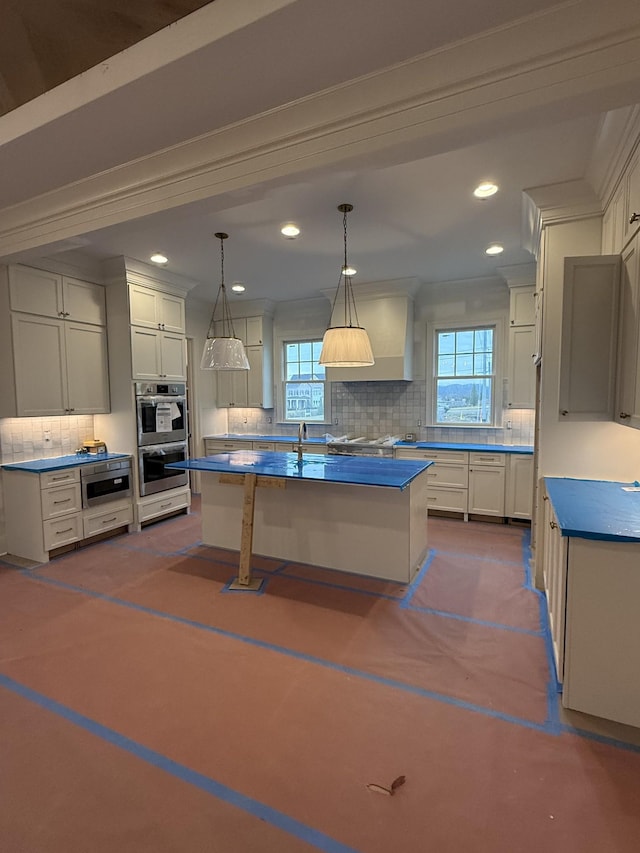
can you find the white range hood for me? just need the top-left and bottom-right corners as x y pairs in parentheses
(322, 278), (418, 382)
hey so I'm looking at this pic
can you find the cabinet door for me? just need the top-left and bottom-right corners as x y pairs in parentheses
(505, 455), (533, 519)
(9, 265), (63, 318)
(65, 323), (110, 414)
(131, 327), (162, 379)
(509, 286), (535, 326)
(468, 465), (505, 516)
(559, 255), (620, 421)
(508, 326), (535, 408)
(11, 314), (67, 416)
(62, 277), (106, 325)
(543, 497), (567, 683)
(245, 316), (263, 345)
(216, 370), (248, 407)
(246, 345), (272, 407)
(214, 317), (247, 343)
(159, 332), (186, 380)
(623, 147), (640, 247)
(129, 284), (160, 328)
(616, 236), (640, 428)
(158, 292), (185, 333)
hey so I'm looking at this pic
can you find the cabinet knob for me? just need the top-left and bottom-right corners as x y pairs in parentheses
(560, 410), (568, 416)
(619, 412), (631, 419)
(549, 520), (557, 529)
(630, 212), (640, 224)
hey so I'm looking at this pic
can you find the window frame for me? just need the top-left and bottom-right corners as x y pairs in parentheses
(427, 318), (503, 428)
(278, 336), (332, 425)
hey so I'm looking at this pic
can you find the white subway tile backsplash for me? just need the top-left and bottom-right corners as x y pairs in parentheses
(0, 415), (96, 464)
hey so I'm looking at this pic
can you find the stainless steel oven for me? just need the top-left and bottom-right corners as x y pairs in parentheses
(81, 458), (132, 508)
(135, 382), (187, 446)
(138, 442), (189, 497)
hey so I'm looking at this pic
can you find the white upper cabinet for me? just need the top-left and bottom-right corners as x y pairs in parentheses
(131, 327), (186, 381)
(509, 286), (535, 326)
(507, 284), (535, 409)
(558, 255), (620, 421)
(623, 146), (640, 248)
(8, 265), (106, 325)
(615, 234), (640, 429)
(129, 283), (185, 333)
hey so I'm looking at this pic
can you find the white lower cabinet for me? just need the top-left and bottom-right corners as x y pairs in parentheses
(3, 466), (133, 563)
(505, 454), (533, 519)
(543, 489), (640, 727)
(395, 448), (469, 516)
(468, 453), (506, 517)
(137, 487), (191, 524)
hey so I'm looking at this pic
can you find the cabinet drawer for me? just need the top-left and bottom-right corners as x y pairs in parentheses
(84, 503), (133, 538)
(469, 451), (505, 466)
(396, 448), (469, 464)
(138, 490), (191, 523)
(43, 514), (82, 550)
(41, 482), (82, 519)
(427, 462), (468, 489)
(426, 487), (468, 513)
(252, 441), (275, 451)
(40, 468), (80, 488)
(205, 439), (248, 453)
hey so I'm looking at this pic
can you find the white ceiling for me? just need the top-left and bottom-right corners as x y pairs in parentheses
(1, 0), (639, 304)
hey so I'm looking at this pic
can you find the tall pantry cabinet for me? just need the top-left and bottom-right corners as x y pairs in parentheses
(0, 264), (110, 417)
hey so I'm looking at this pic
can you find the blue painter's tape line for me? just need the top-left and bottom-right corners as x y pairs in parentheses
(557, 721), (640, 754)
(0, 673), (359, 853)
(400, 549), (436, 608)
(403, 603), (543, 636)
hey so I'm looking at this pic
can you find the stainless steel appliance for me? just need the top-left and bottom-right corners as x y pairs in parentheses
(135, 382), (187, 446)
(327, 437), (396, 457)
(81, 458), (132, 508)
(138, 442), (189, 497)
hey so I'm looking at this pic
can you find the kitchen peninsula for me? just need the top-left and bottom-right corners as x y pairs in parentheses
(170, 450), (433, 583)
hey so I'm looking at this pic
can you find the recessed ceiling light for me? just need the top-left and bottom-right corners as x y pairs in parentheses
(231, 282), (245, 293)
(150, 253), (168, 264)
(342, 264), (357, 276)
(485, 243), (504, 256)
(281, 223), (301, 238)
(474, 182), (499, 199)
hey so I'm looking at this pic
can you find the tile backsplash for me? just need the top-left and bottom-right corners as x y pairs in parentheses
(227, 380), (535, 445)
(0, 415), (95, 464)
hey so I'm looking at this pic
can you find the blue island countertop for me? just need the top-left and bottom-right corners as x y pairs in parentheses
(168, 450), (433, 490)
(545, 477), (640, 542)
(1, 453), (130, 473)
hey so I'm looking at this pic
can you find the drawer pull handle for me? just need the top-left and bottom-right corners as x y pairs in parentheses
(160, 502), (172, 508)
(427, 497), (437, 502)
(57, 527), (74, 534)
(51, 475), (69, 481)
(619, 412), (631, 419)
(53, 498), (71, 504)
(102, 517), (118, 524)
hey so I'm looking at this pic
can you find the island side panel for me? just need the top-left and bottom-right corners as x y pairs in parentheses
(200, 471), (428, 582)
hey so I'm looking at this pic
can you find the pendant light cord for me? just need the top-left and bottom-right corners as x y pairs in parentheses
(328, 204), (361, 329)
(206, 232), (236, 339)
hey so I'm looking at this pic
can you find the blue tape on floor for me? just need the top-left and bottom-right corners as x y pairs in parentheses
(0, 673), (360, 853)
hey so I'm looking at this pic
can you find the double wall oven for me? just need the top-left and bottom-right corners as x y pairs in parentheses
(135, 382), (189, 496)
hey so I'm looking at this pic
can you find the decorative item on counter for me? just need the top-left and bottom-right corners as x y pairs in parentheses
(200, 232), (250, 371)
(319, 203), (375, 367)
(82, 439), (107, 455)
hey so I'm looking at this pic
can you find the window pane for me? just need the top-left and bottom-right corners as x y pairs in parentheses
(474, 352), (493, 375)
(284, 382), (325, 421)
(438, 332), (455, 355)
(475, 328), (493, 351)
(299, 342), (312, 361)
(436, 378), (493, 424)
(456, 330), (474, 353)
(455, 354), (474, 375)
(438, 354), (455, 376)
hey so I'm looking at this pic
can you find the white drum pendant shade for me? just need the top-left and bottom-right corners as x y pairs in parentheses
(200, 336), (250, 370)
(319, 325), (374, 367)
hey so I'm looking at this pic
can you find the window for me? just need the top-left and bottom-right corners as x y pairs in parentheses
(283, 340), (327, 422)
(433, 326), (495, 425)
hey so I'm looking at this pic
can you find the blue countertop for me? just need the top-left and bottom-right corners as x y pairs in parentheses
(545, 477), (640, 542)
(395, 441), (533, 454)
(1, 453), (130, 473)
(169, 450), (433, 490)
(205, 434), (534, 454)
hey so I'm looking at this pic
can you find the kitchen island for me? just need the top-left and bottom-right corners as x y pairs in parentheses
(169, 450), (433, 583)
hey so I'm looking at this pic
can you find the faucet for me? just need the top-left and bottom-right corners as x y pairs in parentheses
(297, 421), (307, 462)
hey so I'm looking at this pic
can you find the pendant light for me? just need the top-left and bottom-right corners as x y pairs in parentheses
(319, 203), (374, 367)
(200, 232), (250, 370)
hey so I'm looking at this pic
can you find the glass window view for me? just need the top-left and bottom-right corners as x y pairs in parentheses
(284, 340), (326, 422)
(435, 327), (494, 424)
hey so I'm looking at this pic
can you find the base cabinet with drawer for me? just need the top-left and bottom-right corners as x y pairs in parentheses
(3, 466), (134, 563)
(136, 487), (191, 525)
(468, 452), (506, 517)
(395, 448), (469, 517)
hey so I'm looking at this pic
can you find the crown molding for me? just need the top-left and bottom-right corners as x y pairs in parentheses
(321, 277), (421, 303)
(0, 1), (639, 258)
(497, 263), (537, 288)
(102, 255), (200, 296)
(587, 104), (640, 206)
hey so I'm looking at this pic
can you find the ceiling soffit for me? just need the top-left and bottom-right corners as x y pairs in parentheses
(0, 0), (640, 261)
